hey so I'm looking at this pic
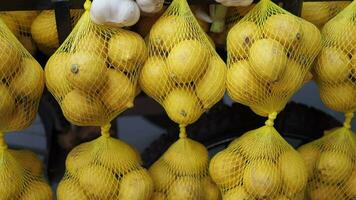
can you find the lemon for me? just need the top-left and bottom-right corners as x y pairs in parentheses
(11, 58), (44, 100)
(250, 105), (269, 117)
(57, 179), (87, 200)
(227, 60), (264, 105)
(163, 138), (208, 175)
(279, 151), (308, 196)
(108, 30), (147, 72)
(274, 196), (290, 200)
(76, 32), (107, 59)
(264, 14), (302, 47)
(228, 21), (261, 59)
(18, 36), (37, 55)
(66, 142), (93, 174)
(119, 169), (154, 200)
(9, 149), (43, 176)
(201, 177), (221, 200)
(20, 181), (53, 200)
(167, 40), (209, 83)
(243, 160), (281, 198)
(317, 151), (352, 183)
(78, 165), (119, 199)
(151, 192), (166, 200)
(316, 47), (350, 82)
(8, 103), (33, 130)
(31, 11), (59, 55)
(149, 16), (187, 52)
(167, 177), (202, 200)
(67, 52), (107, 92)
(223, 187), (252, 200)
(196, 57), (226, 109)
(139, 57), (172, 99)
(0, 36), (21, 78)
(310, 185), (344, 200)
(249, 39), (287, 82)
(298, 144), (320, 177)
(0, 14), (19, 36)
(0, 84), (15, 126)
(351, 49), (355, 70)
(320, 83), (356, 113)
(149, 162), (174, 191)
(323, 18), (356, 53)
(163, 88), (202, 125)
(45, 52), (72, 97)
(271, 59), (305, 94)
(345, 168), (356, 198)
(301, 2), (332, 27)
(0, 152), (23, 199)
(209, 150), (244, 189)
(101, 69), (135, 112)
(292, 21), (321, 60)
(7, 11), (39, 28)
(61, 90), (106, 126)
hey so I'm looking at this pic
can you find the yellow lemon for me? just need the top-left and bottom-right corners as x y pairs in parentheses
(249, 39), (287, 82)
(243, 160), (281, 198)
(264, 14), (302, 47)
(108, 30), (147, 72)
(163, 88), (202, 125)
(65, 142), (93, 175)
(78, 165), (119, 199)
(10, 58), (44, 100)
(67, 52), (107, 92)
(201, 177), (221, 200)
(196, 57), (226, 109)
(292, 20), (321, 60)
(101, 69), (135, 113)
(7, 11), (39, 28)
(223, 187), (252, 200)
(0, 151), (23, 199)
(57, 178), (87, 200)
(228, 21), (261, 59)
(319, 83), (356, 113)
(316, 47), (350, 82)
(310, 185), (345, 200)
(0, 36), (21, 78)
(119, 169), (154, 200)
(9, 149), (43, 176)
(209, 150), (244, 189)
(139, 57), (172, 99)
(61, 90), (106, 126)
(0, 84), (15, 127)
(167, 40), (209, 83)
(316, 151), (352, 183)
(163, 138), (208, 175)
(151, 192), (166, 200)
(76, 32), (107, 59)
(149, 162), (175, 191)
(20, 181), (53, 200)
(298, 144), (320, 177)
(345, 167), (356, 198)
(301, 2), (333, 27)
(0, 14), (19, 36)
(167, 177), (202, 200)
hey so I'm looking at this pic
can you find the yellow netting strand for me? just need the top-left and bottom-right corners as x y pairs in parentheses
(179, 124), (187, 138)
(343, 112), (354, 129)
(101, 123), (111, 138)
(265, 112), (277, 127)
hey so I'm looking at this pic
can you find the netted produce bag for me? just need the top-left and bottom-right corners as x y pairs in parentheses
(298, 113), (356, 200)
(0, 11), (39, 55)
(210, 0), (322, 199)
(31, 9), (83, 56)
(301, 1), (350, 29)
(45, 1), (152, 199)
(313, 1), (356, 115)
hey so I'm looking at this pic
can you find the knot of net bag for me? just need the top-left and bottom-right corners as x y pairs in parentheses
(179, 124), (187, 138)
(0, 132), (7, 150)
(343, 112), (354, 129)
(84, 0), (92, 11)
(265, 112), (277, 127)
(101, 123), (111, 138)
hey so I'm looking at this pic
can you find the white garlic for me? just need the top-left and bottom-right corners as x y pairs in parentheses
(136, 0), (164, 14)
(215, 0), (253, 7)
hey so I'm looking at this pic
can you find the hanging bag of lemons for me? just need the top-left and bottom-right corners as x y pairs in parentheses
(0, 15), (52, 199)
(298, 2), (356, 200)
(140, 0), (226, 199)
(45, 0), (153, 199)
(209, 0), (322, 199)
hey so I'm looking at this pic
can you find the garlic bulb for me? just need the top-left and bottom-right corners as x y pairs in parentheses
(136, 0), (164, 14)
(91, 0), (140, 27)
(215, 0), (253, 7)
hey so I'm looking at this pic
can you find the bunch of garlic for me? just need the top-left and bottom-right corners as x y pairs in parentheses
(90, 0), (140, 27)
(136, 0), (164, 14)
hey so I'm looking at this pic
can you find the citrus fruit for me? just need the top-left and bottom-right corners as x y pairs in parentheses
(0, 152), (22, 199)
(223, 187), (252, 200)
(57, 178), (87, 200)
(149, 162), (174, 191)
(310, 185), (345, 200)
(163, 88), (202, 125)
(0, 14), (19, 36)
(292, 20), (321, 59)
(316, 151), (352, 183)
(320, 83), (356, 113)
(108, 30), (147, 72)
(0, 36), (21, 78)
(76, 32), (107, 59)
(201, 177), (221, 200)
(167, 177), (202, 200)
(20, 181), (53, 200)
(151, 192), (166, 200)
(9, 149), (43, 176)
(139, 57), (172, 99)
(345, 167), (356, 198)
(119, 169), (154, 200)
(271, 59), (305, 93)
(66, 142), (93, 174)
(228, 21), (261, 59)
(249, 39), (287, 82)
(10, 58), (44, 100)
(167, 40), (209, 83)
(196, 57), (226, 109)
(7, 11), (39, 28)
(0, 84), (15, 126)
(298, 144), (320, 177)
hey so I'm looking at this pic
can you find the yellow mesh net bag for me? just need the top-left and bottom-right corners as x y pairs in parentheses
(0, 16), (50, 200)
(44, 1), (153, 199)
(31, 9), (83, 56)
(209, 0), (322, 199)
(141, 0), (225, 198)
(301, 1), (351, 29)
(298, 114), (355, 200)
(0, 11), (39, 55)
